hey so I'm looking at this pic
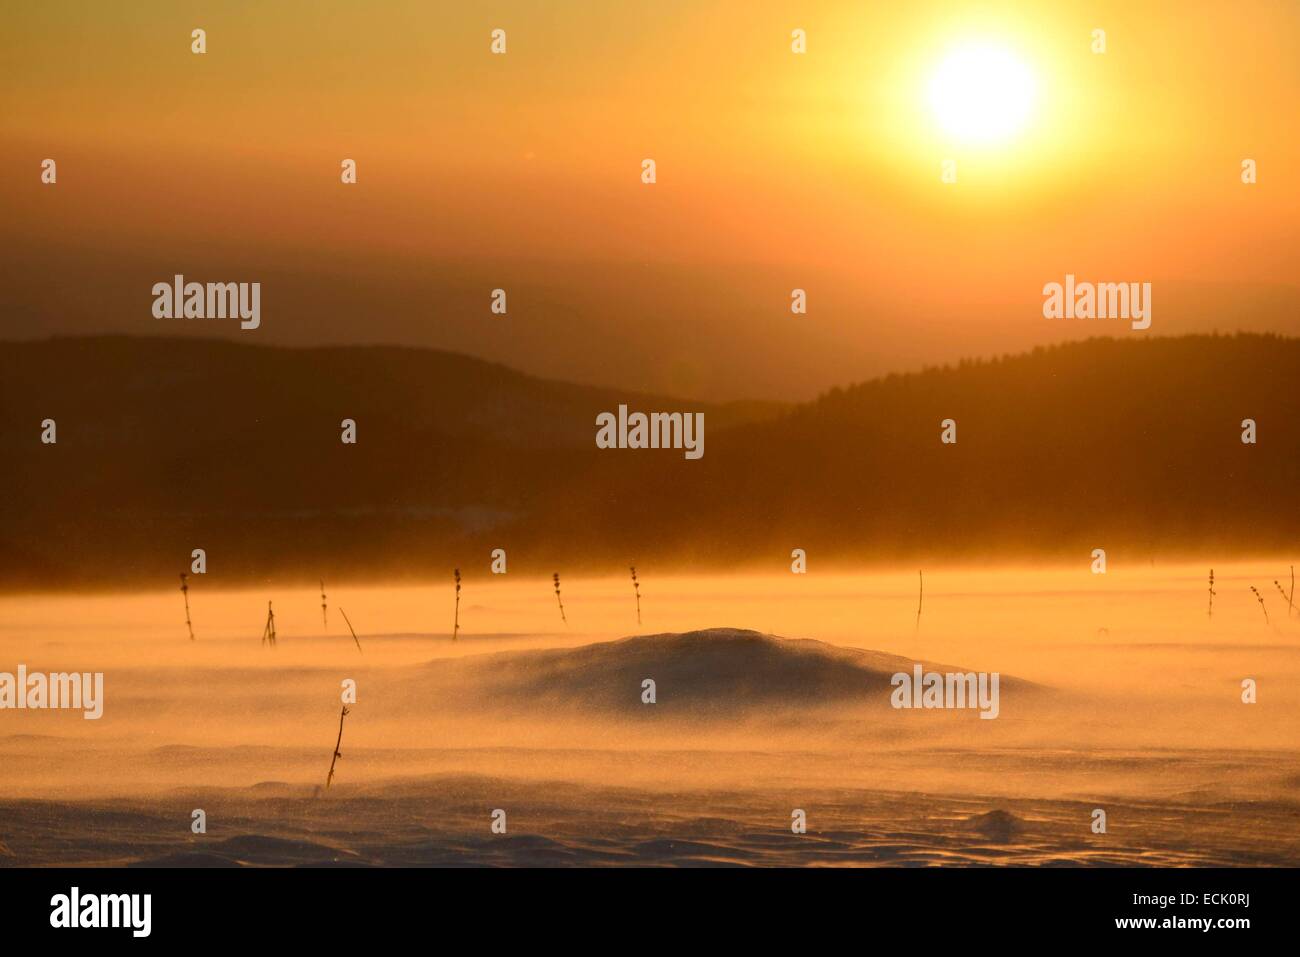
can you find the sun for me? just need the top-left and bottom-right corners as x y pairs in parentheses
(928, 42), (1037, 145)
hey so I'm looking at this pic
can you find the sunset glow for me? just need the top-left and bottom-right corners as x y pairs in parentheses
(927, 42), (1037, 145)
(0, 0), (1296, 927)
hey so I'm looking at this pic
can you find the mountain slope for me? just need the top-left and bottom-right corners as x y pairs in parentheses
(0, 336), (781, 586)
(0, 333), (1296, 587)
(567, 332), (1300, 564)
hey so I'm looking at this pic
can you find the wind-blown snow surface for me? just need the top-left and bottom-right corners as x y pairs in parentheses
(1, 565), (1298, 866)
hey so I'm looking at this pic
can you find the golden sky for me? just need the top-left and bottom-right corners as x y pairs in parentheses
(2, 0), (1298, 398)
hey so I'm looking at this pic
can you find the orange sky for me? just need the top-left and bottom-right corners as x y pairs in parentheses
(2, 0), (1298, 399)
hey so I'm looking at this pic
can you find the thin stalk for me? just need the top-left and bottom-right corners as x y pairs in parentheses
(179, 573), (194, 641)
(1250, 586), (1269, 625)
(915, 570), (923, 632)
(325, 705), (349, 789)
(553, 572), (567, 625)
(261, 600), (277, 648)
(339, 608), (363, 653)
(453, 568), (461, 641)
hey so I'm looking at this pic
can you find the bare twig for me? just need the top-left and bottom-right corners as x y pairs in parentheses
(630, 566), (642, 626)
(261, 600), (277, 648)
(339, 608), (363, 653)
(179, 573), (194, 641)
(1250, 586), (1269, 625)
(1208, 568), (1216, 620)
(553, 572), (567, 625)
(325, 704), (349, 789)
(320, 580), (328, 629)
(1273, 580), (1290, 614)
(453, 568), (461, 641)
(915, 570), (923, 632)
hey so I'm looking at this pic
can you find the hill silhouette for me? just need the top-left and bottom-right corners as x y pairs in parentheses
(0, 333), (1296, 587)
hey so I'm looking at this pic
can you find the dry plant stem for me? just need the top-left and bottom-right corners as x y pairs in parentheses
(326, 705), (349, 789)
(179, 573), (194, 640)
(261, 600), (277, 648)
(339, 608), (363, 653)
(915, 570), (923, 632)
(1250, 586), (1269, 625)
(453, 568), (461, 641)
(553, 573), (567, 624)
